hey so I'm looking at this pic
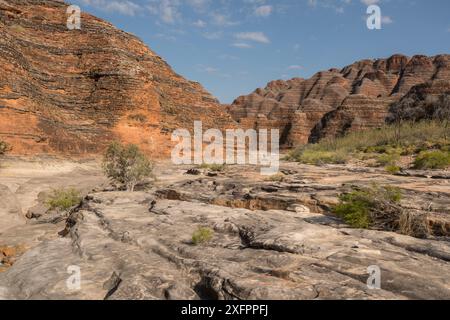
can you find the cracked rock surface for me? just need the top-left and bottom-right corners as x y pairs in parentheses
(0, 159), (449, 299)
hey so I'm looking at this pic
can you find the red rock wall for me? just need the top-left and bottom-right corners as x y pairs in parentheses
(0, 0), (234, 158)
(229, 54), (450, 146)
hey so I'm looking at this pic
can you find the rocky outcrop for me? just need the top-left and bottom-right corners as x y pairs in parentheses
(0, 0), (233, 157)
(387, 80), (450, 122)
(229, 54), (450, 146)
(0, 160), (449, 299)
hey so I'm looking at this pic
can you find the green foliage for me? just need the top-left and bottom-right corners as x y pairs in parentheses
(191, 227), (214, 245)
(287, 120), (450, 165)
(332, 185), (402, 229)
(385, 165), (401, 174)
(199, 163), (226, 172)
(333, 195), (371, 229)
(46, 188), (82, 211)
(103, 142), (154, 191)
(377, 152), (400, 166)
(413, 150), (450, 170)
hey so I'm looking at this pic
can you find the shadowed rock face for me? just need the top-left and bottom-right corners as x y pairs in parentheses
(0, 0), (233, 157)
(229, 54), (450, 146)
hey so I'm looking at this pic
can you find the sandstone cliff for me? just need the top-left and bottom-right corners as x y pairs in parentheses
(229, 54), (450, 146)
(0, 0), (233, 157)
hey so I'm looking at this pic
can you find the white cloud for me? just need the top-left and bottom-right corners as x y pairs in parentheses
(308, 0), (352, 13)
(147, 0), (181, 24)
(193, 19), (206, 27)
(361, 0), (380, 5)
(254, 5), (273, 17)
(232, 42), (253, 49)
(210, 12), (239, 26)
(287, 65), (303, 70)
(235, 32), (270, 44)
(187, 0), (210, 12)
(81, 0), (140, 16)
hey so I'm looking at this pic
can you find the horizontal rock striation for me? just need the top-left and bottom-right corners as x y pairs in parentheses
(0, 0), (233, 157)
(229, 54), (450, 146)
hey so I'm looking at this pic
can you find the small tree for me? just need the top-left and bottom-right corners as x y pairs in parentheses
(102, 142), (154, 192)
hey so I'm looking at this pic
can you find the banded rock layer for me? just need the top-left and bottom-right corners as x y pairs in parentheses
(0, 0), (233, 157)
(229, 54), (450, 146)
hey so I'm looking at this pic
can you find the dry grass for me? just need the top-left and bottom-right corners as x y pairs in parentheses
(333, 184), (431, 238)
(265, 173), (286, 182)
(399, 211), (430, 239)
(287, 120), (450, 166)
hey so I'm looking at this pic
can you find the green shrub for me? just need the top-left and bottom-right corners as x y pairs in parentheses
(385, 165), (401, 174)
(333, 194), (372, 229)
(46, 188), (82, 211)
(287, 120), (450, 165)
(192, 227), (214, 245)
(199, 163), (226, 172)
(377, 153), (400, 166)
(413, 150), (450, 170)
(103, 142), (154, 191)
(332, 185), (402, 229)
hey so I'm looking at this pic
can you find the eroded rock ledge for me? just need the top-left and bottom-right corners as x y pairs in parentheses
(0, 162), (449, 300)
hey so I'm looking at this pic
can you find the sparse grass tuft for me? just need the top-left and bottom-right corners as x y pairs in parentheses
(332, 184), (402, 230)
(191, 227), (214, 245)
(398, 211), (430, 239)
(287, 120), (450, 167)
(385, 165), (402, 174)
(413, 150), (450, 170)
(199, 163), (226, 172)
(46, 188), (82, 211)
(377, 152), (400, 167)
(265, 173), (286, 182)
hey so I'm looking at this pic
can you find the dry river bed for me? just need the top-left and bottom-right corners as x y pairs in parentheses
(0, 157), (449, 299)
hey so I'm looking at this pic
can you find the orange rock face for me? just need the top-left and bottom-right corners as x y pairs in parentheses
(0, 0), (233, 158)
(229, 54), (450, 146)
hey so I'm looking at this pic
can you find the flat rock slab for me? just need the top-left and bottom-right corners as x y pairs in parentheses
(1, 191), (449, 300)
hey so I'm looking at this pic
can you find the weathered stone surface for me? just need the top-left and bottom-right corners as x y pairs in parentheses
(229, 54), (450, 146)
(0, 159), (449, 300)
(0, 184), (24, 233)
(0, 0), (234, 157)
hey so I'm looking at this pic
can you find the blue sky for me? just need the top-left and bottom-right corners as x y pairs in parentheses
(72, 0), (450, 103)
